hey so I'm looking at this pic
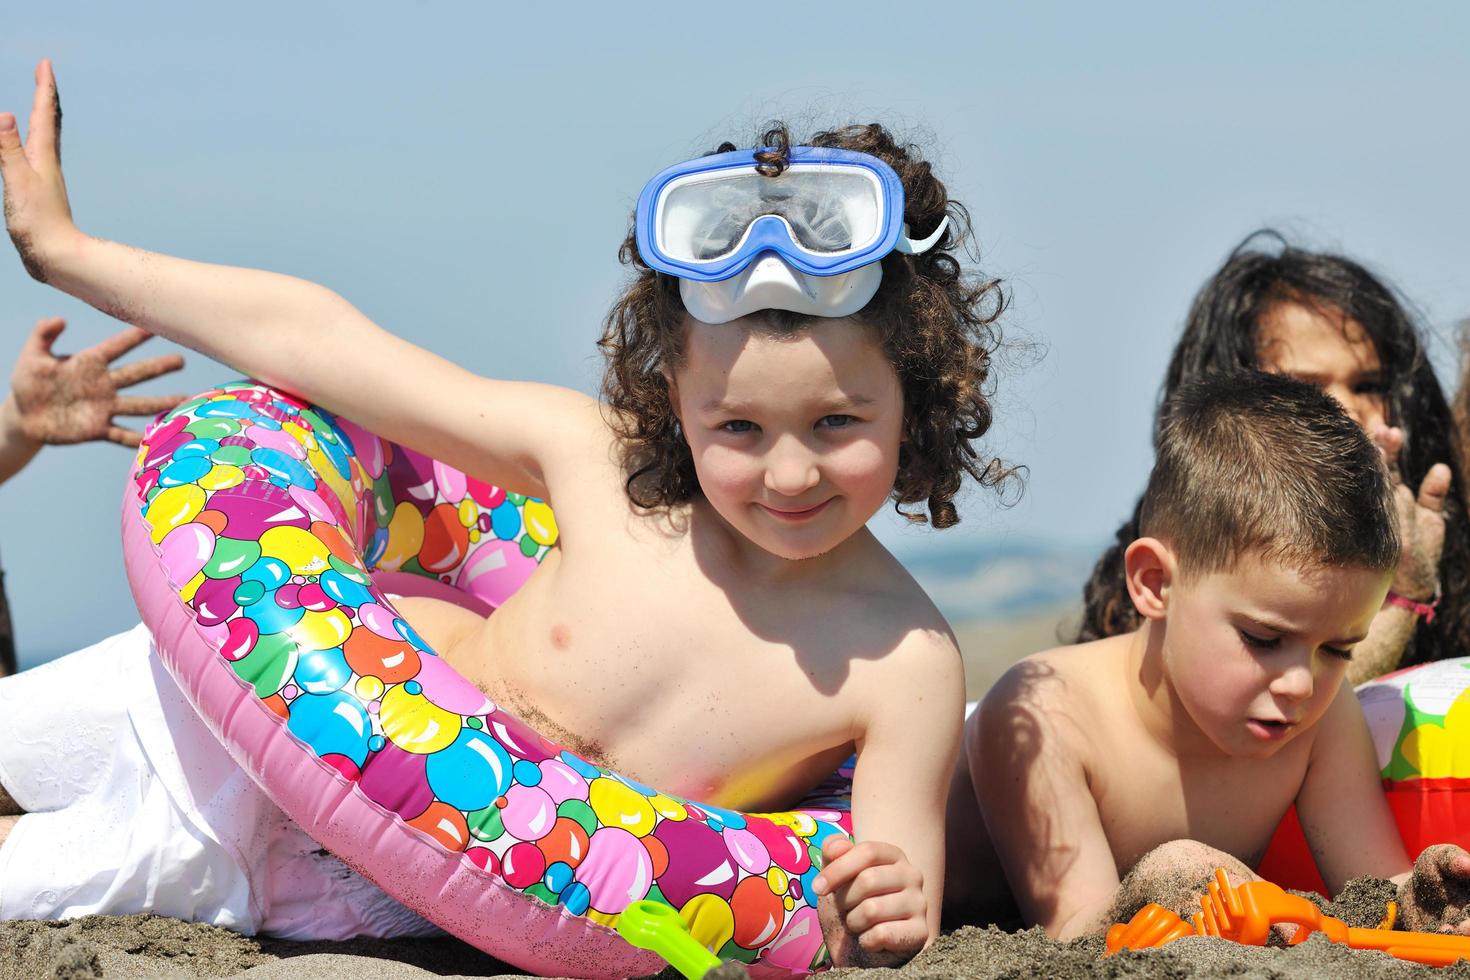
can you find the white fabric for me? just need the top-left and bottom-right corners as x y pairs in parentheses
(0, 624), (439, 939)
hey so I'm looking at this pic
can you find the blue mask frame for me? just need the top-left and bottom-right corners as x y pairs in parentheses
(635, 146), (907, 283)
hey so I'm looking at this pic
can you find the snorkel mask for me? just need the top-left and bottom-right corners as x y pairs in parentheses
(635, 146), (949, 324)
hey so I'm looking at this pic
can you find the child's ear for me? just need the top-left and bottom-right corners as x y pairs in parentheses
(1124, 537), (1177, 621)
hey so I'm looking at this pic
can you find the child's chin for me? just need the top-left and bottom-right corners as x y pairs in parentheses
(748, 528), (844, 563)
(756, 539), (834, 562)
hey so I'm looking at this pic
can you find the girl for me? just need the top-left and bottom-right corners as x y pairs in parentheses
(0, 62), (1011, 966)
(1078, 230), (1469, 683)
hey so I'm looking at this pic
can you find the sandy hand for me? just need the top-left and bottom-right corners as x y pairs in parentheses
(812, 836), (928, 968)
(1372, 424), (1450, 600)
(0, 59), (75, 281)
(1398, 844), (1470, 934)
(9, 317), (185, 448)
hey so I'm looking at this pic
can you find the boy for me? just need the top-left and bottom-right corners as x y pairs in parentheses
(945, 370), (1470, 938)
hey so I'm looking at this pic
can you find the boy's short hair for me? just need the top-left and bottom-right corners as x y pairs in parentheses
(1139, 370), (1398, 576)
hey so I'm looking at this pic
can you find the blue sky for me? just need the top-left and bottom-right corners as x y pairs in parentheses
(3, 3), (1469, 663)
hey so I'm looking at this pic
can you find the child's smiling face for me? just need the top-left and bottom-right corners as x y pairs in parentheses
(668, 315), (905, 561)
(1157, 549), (1389, 758)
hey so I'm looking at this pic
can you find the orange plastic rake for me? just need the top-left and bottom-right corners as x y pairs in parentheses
(1105, 868), (1470, 967)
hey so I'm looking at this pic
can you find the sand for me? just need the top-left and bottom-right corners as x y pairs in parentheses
(4, 878), (1469, 980)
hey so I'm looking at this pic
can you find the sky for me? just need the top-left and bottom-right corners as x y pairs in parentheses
(2, 3), (1469, 665)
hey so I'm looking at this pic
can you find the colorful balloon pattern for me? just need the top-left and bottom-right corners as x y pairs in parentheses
(1258, 658), (1470, 896)
(131, 383), (853, 972)
(1362, 659), (1470, 781)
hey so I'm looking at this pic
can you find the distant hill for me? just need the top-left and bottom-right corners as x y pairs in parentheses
(895, 537), (1103, 624)
(892, 538), (1105, 697)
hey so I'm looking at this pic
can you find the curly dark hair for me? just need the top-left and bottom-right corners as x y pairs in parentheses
(598, 122), (1013, 529)
(1077, 230), (1470, 669)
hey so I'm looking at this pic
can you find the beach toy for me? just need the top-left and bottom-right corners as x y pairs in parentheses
(1106, 868), (1470, 967)
(122, 381), (854, 978)
(1259, 659), (1470, 894)
(618, 899), (724, 978)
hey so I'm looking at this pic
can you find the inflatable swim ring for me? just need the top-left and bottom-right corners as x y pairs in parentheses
(121, 382), (853, 977)
(1258, 659), (1470, 894)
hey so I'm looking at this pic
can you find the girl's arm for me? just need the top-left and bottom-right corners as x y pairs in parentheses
(814, 628), (963, 965)
(0, 61), (593, 501)
(1347, 432), (1450, 683)
(0, 392), (39, 486)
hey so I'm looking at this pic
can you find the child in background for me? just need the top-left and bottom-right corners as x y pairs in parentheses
(946, 371), (1470, 939)
(1078, 232), (1468, 684)
(0, 62), (1009, 964)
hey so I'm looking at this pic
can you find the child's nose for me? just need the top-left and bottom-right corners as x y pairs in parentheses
(763, 437), (820, 497)
(1268, 657), (1315, 702)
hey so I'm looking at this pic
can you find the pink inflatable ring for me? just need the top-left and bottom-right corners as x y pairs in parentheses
(121, 382), (853, 977)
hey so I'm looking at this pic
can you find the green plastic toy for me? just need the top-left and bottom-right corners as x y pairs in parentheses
(616, 899), (723, 979)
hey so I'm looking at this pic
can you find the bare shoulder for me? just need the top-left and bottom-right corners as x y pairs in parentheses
(841, 569), (967, 790)
(843, 545), (959, 666)
(530, 393), (646, 533)
(531, 387), (618, 472)
(977, 635), (1127, 749)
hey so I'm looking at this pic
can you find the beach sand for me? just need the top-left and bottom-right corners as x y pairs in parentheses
(4, 876), (1467, 979)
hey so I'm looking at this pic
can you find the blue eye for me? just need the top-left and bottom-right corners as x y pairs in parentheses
(720, 420), (757, 434)
(819, 414), (856, 429)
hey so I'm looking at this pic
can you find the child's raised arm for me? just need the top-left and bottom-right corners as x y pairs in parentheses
(0, 61), (597, 503)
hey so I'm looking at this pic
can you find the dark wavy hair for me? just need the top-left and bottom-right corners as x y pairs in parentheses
(598, 122), (1013, 529)
(1077, 230), (1470, 669)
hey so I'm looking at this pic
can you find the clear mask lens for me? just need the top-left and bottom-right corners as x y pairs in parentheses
(657, 165), (885, 264)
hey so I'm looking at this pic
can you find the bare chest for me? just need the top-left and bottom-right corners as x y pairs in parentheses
(1090, 737), (1308, 873)
(441, 550), (868, 810)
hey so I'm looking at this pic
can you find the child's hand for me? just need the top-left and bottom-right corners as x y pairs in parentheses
(1371, 423), (1449, 603)
(9, 317), (184, 448)
(812, 836), (928, 968)
(0, 59), (78, 281)
(1398, 844), (1470, 934)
